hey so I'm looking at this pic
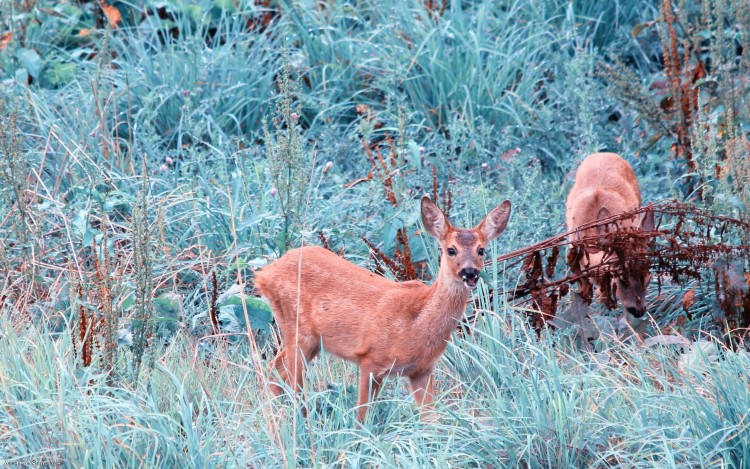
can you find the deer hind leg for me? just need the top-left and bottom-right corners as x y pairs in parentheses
(409, 370), (437, 422)
(356, 363), (383, 422)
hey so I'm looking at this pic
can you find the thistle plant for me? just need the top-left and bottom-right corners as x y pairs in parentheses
(0, 101), (30, 246)
(263, 59), (312, 253)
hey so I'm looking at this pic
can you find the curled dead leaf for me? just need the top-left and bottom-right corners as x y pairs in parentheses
(99, 1), (122, 28)
(343, 171), (373, 189)
(355, 104), (373, 117)
(0, 32), (11, 50)
(500, 147), (521, 162)
(682, 289), (695, 312)
(631, 19), (658, 37)
(355, 104), (383, 129)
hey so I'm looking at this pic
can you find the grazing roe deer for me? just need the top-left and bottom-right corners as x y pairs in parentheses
(566, 152), (655, 318)
(254, 196), (511, 422)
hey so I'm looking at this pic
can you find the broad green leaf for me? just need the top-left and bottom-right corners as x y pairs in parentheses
(154, 297), (181, 318)
(15, 48), (41, 79)
(213, 0), (237, 13)
(42, 61), (77, 87)
(224, 296), (272, 331)
(184, 5), (202, 24)
(121, 293), (135, 312)
(82, 228), (101, 247)
(103, 191), (135, 214)
(15, 68), (29, 84)
(71, 209), (89, 238)
(238, 212), (274, 230)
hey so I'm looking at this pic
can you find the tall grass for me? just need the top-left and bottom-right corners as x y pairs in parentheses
(2, 311), (749, 467)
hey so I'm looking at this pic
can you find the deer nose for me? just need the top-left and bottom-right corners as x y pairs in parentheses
(459, 268), (479, 280)
(626, 306), (647, 318)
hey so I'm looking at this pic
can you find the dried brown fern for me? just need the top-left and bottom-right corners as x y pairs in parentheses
(490, 201), (750, 341)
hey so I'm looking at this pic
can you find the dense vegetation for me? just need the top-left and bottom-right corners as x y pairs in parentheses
(1, 0), (750, 466)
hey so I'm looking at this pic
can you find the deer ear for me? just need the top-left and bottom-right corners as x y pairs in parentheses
(640, 203), (655, 231)
(477, 200), (512, 241)
(421, 196), (450, 239)
(595, 207), (612, 235)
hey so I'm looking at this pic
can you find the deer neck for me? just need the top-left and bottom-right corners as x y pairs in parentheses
(416, 269), (470, 341)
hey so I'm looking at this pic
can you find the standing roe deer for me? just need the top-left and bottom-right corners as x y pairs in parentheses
(254, 196), (511, 422)
(566, 152), (655, 318)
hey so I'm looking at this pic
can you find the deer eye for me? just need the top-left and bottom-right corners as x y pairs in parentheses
(478, 247), (485, 256)
(447, 247), (457, 256)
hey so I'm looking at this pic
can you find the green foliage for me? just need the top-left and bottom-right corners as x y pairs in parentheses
(1, 0), (750, 465)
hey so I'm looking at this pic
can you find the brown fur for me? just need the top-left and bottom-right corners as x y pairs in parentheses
(566, 152), (654, 317)
(254, 196), (511, 422)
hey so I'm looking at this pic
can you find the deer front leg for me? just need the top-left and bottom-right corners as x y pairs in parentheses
(269, 337), (320, 396)
(356, 364), (382, 422)
(268, 349), (290, 396)
(409, 370), (437, 422)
